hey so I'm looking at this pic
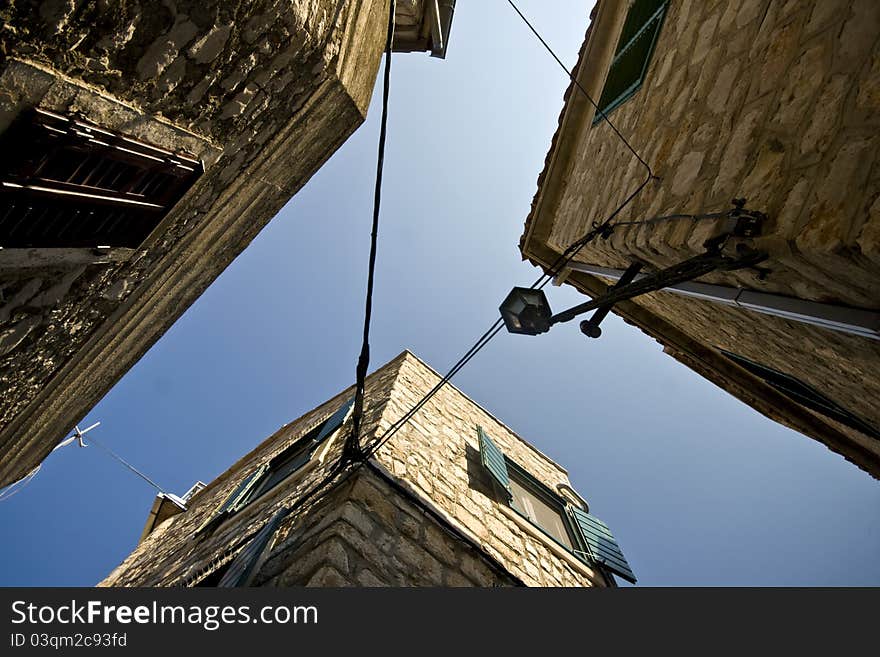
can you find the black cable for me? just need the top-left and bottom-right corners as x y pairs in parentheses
(244, 0), (397, 559)
(348, 0), (396, 459)
(504, 1), (658, 288)
(362, 319), (505, 460)
(361, 205), (728, 461)
(257, 319), (506, 565)
(506, 0), (654, 176)
(215, 5), (397, 564)
(612, 210), (730, 228)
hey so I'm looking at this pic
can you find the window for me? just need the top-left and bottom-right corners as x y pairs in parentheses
(721, 351), (880, 440)
(0, 108), (202, 248)
(196, 397), (353, 534)
(508, 465), (575, 550)
(477, 426), (636, 584)
(593, 0), (668, 122)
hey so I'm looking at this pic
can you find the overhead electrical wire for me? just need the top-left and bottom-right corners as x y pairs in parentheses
(505, 0), (653, 174)
(611, 210), (732, 228)
(0, 465), (41, 502)
(83, 432), (166, 494)
(0, 423), (104, 501)
(182, 3), (401, 571)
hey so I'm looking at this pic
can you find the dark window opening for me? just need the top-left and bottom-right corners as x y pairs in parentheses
(195, 398), (354, 535)
(0, 108), (203, 248)
(248, 426), (325, 500)
(193, 562), (232, 587)
(194, 508), (287, 588)
(593, 0), (668, 122)
(721, 350), (880, 440)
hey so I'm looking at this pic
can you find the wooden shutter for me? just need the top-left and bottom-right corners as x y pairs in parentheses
(595, 0), (668, 119)
(314, 396), (355, 444)
(721, 350), (880, 440)
(224, 464), (269, 514)
(195, 464), (269, 534)
(569, 506), (637, 584)
(217, 508), (288, 587)
(477, 426), (511, 498)
(0, 109), (202, 248)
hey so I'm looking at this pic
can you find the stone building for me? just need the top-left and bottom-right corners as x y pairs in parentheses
(520, 0), (880, 477)
(0, 1), (456, 488)
(100, 351), (636, 587)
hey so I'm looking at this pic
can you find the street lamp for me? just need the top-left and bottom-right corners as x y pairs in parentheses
(499, 287), (552, 335)
(501, 236), (768, 339)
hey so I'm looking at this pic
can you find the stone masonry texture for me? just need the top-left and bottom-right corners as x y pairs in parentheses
(0, 0), (392, 487)
(100, 351), (611, 587)
(522, 0), (880, 477)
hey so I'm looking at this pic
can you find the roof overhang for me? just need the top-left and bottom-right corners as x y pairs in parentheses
(520, 0), (625, 263)
(139, 493), (187, 544)
(393, 0), (456, 58)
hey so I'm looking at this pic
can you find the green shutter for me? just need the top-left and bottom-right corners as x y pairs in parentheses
(477, 426), (511, 498)
(217, 508), (287, 587)
(569, 506), (637, 584)
(217, 463), (269, 514)
(194, 464), (268, 535)
(594, 0), (668, 121)
(314, 396), (355, 444)
(223, 463), (269, 513)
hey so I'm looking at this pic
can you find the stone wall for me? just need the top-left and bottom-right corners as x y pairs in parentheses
(254, 468), (518, 587)
(369, 353), (606, 587)
(549, 0), (880, 296)
(100, 351), (612, 587)
(0, 0), (390, 487)
(523, 0), (880, 476)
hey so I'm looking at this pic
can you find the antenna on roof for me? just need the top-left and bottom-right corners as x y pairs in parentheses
(0, 421), (101, 502)
(55, 422), (102, 449)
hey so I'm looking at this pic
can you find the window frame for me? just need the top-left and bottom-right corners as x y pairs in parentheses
(476, 425), (635, 584)
(504, 459), (581, 554)
(245, 424), (326, 503)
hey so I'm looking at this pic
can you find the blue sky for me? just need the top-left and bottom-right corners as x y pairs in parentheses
(1, 1), (878, 587)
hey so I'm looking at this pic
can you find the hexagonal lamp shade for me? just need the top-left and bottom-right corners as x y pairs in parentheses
(500, 287), (553, 335)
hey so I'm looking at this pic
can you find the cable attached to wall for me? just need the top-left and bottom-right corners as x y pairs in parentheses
(506, 0), (653, 176)
(356, 1), (672, 462)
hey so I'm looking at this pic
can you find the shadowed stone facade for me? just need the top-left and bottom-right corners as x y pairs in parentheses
(521, 0), (880, 477)
(0, 1), (452, 488)
(100, 352), (621, 587)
